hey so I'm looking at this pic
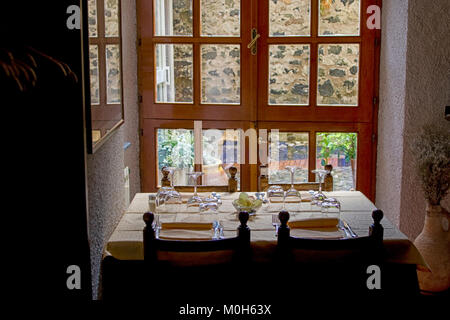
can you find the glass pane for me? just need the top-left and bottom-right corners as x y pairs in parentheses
(269, 0), (310, 36)
(202, 129), (241, 187)
(319, 0), (360, 36)
(89, 45), (100, 105)
(105, 0), (120, 37)
(201, 0), (240, 37)
(88, 0), (98, 37)
(157, 129), (194, 186)
(154, 0), (193, 36)
(316, 132), (357, 190)
(269, 44), (310, 105)
(106, 44), (121, 104)
(201, 44), (240, 104)
(317, 43), (359, 106)
(156, 44), (193, 103)
(268, 132), (309, 184)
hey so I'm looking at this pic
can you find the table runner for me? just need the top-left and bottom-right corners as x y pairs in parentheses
(105, 192), (427, 268)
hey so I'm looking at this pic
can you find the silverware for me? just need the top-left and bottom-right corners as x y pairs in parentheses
(153, 214), (161, 239)
(272, 214), (280, 235)
(343, 220), (358, 238)
(338, 220), (351, 238)
(218, 221), (224, 239)
(213, 220), (219, 240)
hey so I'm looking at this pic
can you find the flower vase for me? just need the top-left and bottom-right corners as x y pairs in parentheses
(414, 204), (450, 293)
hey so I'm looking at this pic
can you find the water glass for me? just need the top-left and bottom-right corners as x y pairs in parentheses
(320, 199), (341, 219)
(266, 185), (285, 212)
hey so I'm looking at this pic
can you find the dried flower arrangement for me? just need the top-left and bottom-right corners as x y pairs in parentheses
(412, 125), (450, 205)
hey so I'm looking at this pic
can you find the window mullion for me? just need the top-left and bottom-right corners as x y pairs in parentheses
(308, 131), (316, 182)
(311, 0), (319, 38)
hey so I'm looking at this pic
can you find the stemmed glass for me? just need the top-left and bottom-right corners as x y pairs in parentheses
(186, 172), (204, 207)
(284, 166), (301, 202)
(267, 185), (285, 211)
(311, 169), (330, 202)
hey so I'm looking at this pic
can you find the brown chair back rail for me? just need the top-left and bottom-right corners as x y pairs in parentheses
(161, 166), (238, 193)
(142, 211), (250, 260)
(277, 209), (384, 251)
(259, 164), (334, 192)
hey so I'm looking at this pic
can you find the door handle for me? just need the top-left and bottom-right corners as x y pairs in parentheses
(247, 28), (260, 55)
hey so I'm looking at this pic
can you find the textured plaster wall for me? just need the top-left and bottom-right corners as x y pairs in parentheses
(122, 0), (140, 200)
(377, 0), (450, 239)
(87, 1), (139, 299)
(376, 0), (409, 227)
(399, 0), (450, 239)
(87, 129), (125, 299)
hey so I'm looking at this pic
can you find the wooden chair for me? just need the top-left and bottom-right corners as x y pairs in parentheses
(142, 211), (251, 300)
(259, 164), (334, 192)
(143, 210), (250, 263)
(277, 209), (384, 250)
(274, 209), (420, 295)
(272, 209), (388, 294)
(161, 165), (239, 192)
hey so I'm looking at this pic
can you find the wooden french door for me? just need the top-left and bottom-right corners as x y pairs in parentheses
(138, 0), (380, 200)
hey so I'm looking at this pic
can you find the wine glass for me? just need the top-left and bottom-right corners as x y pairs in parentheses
(199, 202), (220, 214)
(186, 172), (204, 207)
(311, 168), (330, 202)
(284, 166), (301, 203)
(266, 185), (285, 211)
(320, 199), (341, 219)
(156, 186), (174, 207)
(162, 189), (183, 213)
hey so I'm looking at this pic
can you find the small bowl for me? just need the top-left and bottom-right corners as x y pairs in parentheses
(232, 198), (263, 215)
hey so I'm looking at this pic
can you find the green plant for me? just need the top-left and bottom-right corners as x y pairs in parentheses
(157, 129), (194, 169)
(317, 133), (357, 166)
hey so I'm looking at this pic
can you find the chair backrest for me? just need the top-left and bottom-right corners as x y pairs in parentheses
(259, 164), (334, 192)
(276, 209), (384, 257)
(161, 166), (239, 193)
(143, 211), (250, 266)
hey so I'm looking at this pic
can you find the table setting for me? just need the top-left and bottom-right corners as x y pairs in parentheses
(105, 167), (427, 269)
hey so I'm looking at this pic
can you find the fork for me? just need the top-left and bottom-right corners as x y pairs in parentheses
(272, 214), (280, 234)
(153, 214), (161, 238)
(213, 220), (219, 240)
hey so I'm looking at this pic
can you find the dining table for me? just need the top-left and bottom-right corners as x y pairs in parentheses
(105, 191), (426, 267)
(101, 190), (429, 299)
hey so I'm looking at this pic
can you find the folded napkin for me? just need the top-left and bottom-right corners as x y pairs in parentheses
(288, 218), (339, 229)
(289, 228), (343, 239)
(287, 218), (343, 239)
(270, 198), (302, 203)
(158, 222), (214, 240)
(158, 230), (213, 241)
(160, 222), (213, 230)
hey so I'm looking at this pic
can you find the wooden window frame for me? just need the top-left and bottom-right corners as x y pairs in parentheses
(141, 119), (256, 191)
(258, 121), (374, 198)
(257, 0), (379, 123)
(138, 0), (381, 200)
(88, 0), (124, 147)
(137, 0), (257, 121)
